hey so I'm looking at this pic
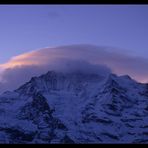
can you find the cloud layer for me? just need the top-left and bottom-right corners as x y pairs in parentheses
(0, 44), (148, 93)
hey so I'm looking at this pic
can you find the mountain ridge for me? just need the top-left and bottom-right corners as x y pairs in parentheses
(0, 71), (148, 143)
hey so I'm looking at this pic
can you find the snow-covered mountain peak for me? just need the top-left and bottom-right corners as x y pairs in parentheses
(119, 75), (132, 80)
(15, 71), (104, 95)
(0, 71), (148, 143)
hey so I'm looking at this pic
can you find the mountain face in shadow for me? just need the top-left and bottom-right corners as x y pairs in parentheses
(0, 71), (148, 143)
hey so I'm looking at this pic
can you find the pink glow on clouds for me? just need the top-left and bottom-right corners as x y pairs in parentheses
(0, 44), (148, 84)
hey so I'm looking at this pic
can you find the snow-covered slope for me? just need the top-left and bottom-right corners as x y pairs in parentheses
(0, 71), (148, 143)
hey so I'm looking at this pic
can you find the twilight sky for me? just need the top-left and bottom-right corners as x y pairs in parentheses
(0, 5), (148, 92)
(0, 5), (148, 63)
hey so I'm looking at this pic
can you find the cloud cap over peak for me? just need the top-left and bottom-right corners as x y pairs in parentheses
(0, 44), (148, 93)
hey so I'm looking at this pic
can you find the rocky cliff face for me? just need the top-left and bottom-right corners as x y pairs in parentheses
(0, 71), (148, 143)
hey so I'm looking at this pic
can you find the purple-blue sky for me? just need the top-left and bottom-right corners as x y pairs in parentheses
(0, 5), (148, 63)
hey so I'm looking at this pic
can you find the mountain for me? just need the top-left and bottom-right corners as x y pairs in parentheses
(0, 71), (148, 143)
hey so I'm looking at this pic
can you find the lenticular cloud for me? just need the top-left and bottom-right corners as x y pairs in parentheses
(0, 44), (148, 93)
